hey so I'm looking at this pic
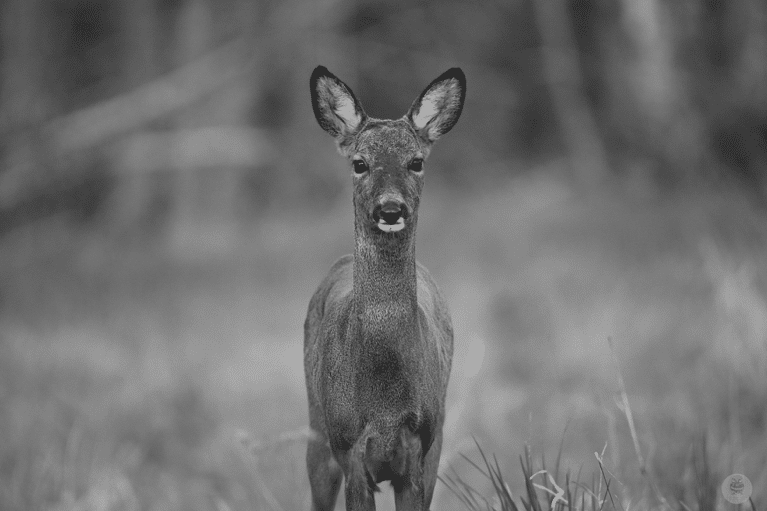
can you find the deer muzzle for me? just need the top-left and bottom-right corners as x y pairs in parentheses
(373, 200), (407, 233)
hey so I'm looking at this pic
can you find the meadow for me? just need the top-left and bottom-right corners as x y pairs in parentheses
(1, 164), (764, 511)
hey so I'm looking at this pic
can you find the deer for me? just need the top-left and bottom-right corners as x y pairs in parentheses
(303, 65), (465, 511)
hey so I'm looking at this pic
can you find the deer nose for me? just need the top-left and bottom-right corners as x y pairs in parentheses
(378, 201), (404, 225)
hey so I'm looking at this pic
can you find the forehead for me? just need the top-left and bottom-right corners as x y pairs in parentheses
(353, 119), (421, 157)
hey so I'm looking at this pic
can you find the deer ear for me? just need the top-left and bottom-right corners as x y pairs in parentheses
(311, 66), (367, 140)
(407, 68), (466, 143)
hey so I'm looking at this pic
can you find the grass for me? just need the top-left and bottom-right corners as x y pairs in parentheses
(1, 170), (766, 510)
(441, 418), (761, 511)
(440, 333), (763, 511)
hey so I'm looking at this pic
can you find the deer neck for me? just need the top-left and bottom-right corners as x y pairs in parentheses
(352, 218), (419, 342)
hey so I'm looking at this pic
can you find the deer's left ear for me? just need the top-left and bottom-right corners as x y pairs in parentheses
(406, 68), (466, 143)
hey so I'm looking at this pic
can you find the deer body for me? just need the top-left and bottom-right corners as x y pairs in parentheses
(305, 66), (465, 511)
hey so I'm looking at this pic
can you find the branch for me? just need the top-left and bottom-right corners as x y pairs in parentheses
(43, 37), (255, 155)
(112, 126), (275, 174)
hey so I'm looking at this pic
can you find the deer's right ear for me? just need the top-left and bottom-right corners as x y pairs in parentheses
(310, 66), (366, 140)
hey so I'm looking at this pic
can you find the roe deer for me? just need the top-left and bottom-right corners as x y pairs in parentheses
(304, 66), (465, 511)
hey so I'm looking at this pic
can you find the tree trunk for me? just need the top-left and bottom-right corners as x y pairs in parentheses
(0, 0), (50, 209)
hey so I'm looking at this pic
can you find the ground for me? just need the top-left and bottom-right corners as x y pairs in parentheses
(1, 167), (765, 510)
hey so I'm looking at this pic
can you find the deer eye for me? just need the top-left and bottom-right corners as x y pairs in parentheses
(352, 159), (369, 174)
(408, 158), (423, 173)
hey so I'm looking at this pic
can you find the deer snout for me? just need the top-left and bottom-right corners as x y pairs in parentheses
(373, 200), (407, 232)
(379, 202), (403, 224)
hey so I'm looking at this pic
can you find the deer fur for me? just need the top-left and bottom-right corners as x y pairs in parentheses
(304, 65), (465, 511)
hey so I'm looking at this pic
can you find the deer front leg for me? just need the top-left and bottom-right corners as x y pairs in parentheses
(344, 443), (376, 511)
(307, 434), (343, 511)
(393, 463), (426, 511)
(393, 433), (425, 511)
(421, 428), (443, 509)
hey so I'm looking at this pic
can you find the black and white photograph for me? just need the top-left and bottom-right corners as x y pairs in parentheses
(0, 1), (765, 510)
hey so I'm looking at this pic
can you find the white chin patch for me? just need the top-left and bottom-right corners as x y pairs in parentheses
(377, 219), (405, 232)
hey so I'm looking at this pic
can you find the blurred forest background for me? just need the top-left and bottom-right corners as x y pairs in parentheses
(1, 0), (767, 510)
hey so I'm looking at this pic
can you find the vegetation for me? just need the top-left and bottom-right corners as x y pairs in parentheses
(1, 0), (766, 510)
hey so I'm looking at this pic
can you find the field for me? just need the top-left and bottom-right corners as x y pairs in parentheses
(1, 166), (765, 511)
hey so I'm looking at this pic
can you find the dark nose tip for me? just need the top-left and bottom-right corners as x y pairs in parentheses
(379, 202), (403, 225)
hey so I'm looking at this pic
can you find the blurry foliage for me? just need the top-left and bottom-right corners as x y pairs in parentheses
(1, 0), (766, 242)
(1, 2), (767, 509)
